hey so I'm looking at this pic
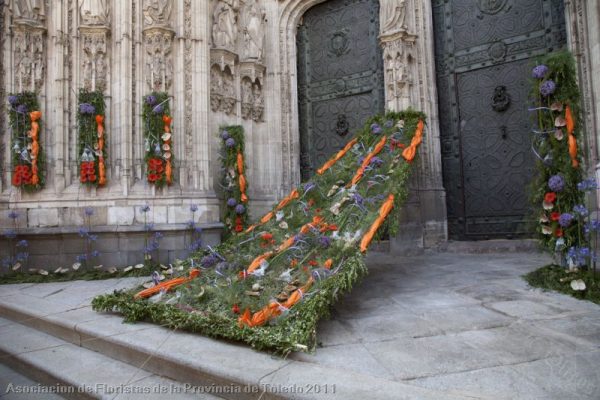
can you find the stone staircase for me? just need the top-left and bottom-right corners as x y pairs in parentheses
(0, 278), (472, 400)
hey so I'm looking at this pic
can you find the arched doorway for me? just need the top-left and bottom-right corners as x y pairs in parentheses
(433, 0), (567, 240)
(296, 0), (385, 180)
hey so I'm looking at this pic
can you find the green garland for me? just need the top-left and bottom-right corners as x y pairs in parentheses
(77, 90), (107, 186)
(93, 110), (426, 354)
(218, 126), (249, 236)
(142, 92), (173, 187)
(530, 51), (587, 262)
(7, 92), (44, 191)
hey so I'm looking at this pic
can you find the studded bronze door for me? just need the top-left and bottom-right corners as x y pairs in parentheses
(433, 0), (566, 240)
(297, 0), (384, 180)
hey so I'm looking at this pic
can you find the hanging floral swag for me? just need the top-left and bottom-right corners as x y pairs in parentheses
(219, 126), (249, 235)
(530, 51), (587, 263)
(143, 92), (173, 187)
(7, 92), (44, 191)
(78, 90), (107, 186)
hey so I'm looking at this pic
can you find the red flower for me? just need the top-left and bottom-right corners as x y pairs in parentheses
(555, 228), (563, 237)
(12, 165), (33, 186)
(148, 173), (159, 182)
(309, 260), (318, 266)
(544, 192), (557, 203)
(551, 212), (560, 221)
(232, 304), (240, 314)
(234, 224), (243, 232)
(235, 216), (242, 224)
(261, 233), (273, 241)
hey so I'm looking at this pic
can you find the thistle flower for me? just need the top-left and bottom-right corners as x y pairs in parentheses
(540, 80), (556, 97)
(532, 65), (549, 79)
(558, 213), (573, 227)
(225, 138), (236, 148)
(548, 174), (564, 192)
(220, 130), (230, 140)
(371, 123), (382, 135)
(153, 104), (164, 114)
(145, 95), (157, 105)
(8, 95), (18, 105)
(235, 204), (245, 215)
(573, 204), (588, 217)
(227, 198), (237, 207)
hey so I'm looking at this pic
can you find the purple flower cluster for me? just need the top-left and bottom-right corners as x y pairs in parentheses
(567, 246), (593, 266)
(201, 253), (219, 268)
(152, 104), (164, 114)
(79, 103), (96, 115)
(145, 95), (157, 105)
(548, 174), (565, 192)
(140, 204), (151, 213)
(225, 138), (236, 148)
(303, 182), (316, 193)
(16, 104), (28, 114)
(578, 178), (598, 191)
(532, 65), (549, 79)
(540, 80), (556, 97)
(371, 123), (382, 135)
(227, 198), (237, 207)
(84, 207), (95, 217)
(558, 213), (574, 228)
(235, 204), (246, 215)
(220, 130), (230, 140)
(8, 210), (19, 220)
(8, 95), (19, 105)
(370, 156), (384, 168)
(318, 236), (331, 248)
(573, 204), (588, 217)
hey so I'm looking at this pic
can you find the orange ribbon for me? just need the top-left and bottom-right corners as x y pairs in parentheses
(360, 194), (395, 253)
(349, 136), (387, 186)
(565, 106), (578, 168)
(163, 115), (173, 184)
(237, 152), (248, 203)
(96, 115), (106, 186)
(245, 252), (274, 274)
(245, 189), (300, 233)
(238, 278), (314, 328)
(402, 120), (424, 162)
(29, 111), (42, 185)
(134, 269), (200, 299)
(317, 138), (358, 175)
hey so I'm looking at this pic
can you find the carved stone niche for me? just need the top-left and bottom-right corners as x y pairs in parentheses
(12, 24), (46, 92)
(12, 0), (46, 27)
(210, 48), (238, 115)
(80, 27), (110, 92)
(380, 30), (417, 111)
(143, 26), (175, 92)
(239, 61), (265, 122)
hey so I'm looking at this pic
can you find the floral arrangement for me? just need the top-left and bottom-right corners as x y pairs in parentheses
(219, 126), (249, 235)
(8, 92), (44, 191)
(143, 93), (173, 187)
(530, 51), (588, 265)
(78, 90), (107, 186)
(92, 110), (426, 354)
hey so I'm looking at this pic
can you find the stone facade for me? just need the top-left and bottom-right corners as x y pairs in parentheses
(1, 0), (599, 267)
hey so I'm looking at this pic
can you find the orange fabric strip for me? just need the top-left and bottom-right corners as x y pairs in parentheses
(134, 269), (200, 299)
(317, 137), (358, 175)
(349, 136), (387, 186)
(360, 194), (395, 253)
(401, 120), (424, 162)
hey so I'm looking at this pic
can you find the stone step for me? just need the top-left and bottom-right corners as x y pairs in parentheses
(0, 317), (221, 400)
(0, 280), (473, 400)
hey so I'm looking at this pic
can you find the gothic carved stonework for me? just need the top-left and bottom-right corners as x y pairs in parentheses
(241, 77), (253, 119)
(380, 0), (406, 35)
(143, 0), (172, 28)
(381, 31), (416, 111)
(251, 81), (263, 122)
(212, 0), (239, 51)
(80, 28), (109, 92)
(12, 25), (46, 92)
(12, 0), (45, 26)
(79, 0), (109, 26)
(144, 27), (174, 92)
(239, 61), (265, 122)
(240, 0), (265, 62)
(210, 49), (237, 115)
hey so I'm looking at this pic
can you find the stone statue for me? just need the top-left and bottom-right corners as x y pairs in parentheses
(241, 0), (265, 61)
(212, 0), (239, 49)
(79, 0), (110, 26)
(143, 0), (173, 27)
(13, 0), (46, 23)
(381, 0), (406, 33)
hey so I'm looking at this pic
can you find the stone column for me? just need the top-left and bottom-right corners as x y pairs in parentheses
(380, 0), (448, 251)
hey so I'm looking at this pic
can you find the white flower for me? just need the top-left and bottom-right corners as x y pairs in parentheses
(330, 202), (342, 215)
(279, 269), (293, 282)
(541, 225), (553, 235)
(276, 211), (285, 221)
(279, 221), (288, 229)
(543, 201), (554, 210)
(327, 185), (339, 197)
(570, 279), (586, 291)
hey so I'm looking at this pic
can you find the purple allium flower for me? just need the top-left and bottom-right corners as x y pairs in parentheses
(318, 236), (331, 248)
(225, 138), (236, 148)
(371, 123), (382, 135)
(573, 204), (588, 217)
(8, 95), (18, 105)
(293, 233), (305, 244)
(540, 80), (556, 97)
(190, 204), (198, 213)
(8, 210), (19, 220)
(227, 198), (237, 207)
(146, 95), (157, 105)
(84, 207), (94, 216)
(91, 250), (100, 258)
(152, 104), (164, 114)
(16, 104), (28, 114)
(144, 223), (155, 232)
(532, 65), (549, 79)
(16, 240), (28, 247)
(370, 156), (384, 168)
(79, 103), (96, 114)
(201, 253), (219, 268)
(154, 231), (163, 239)
(558, 213), (574, 228)
(578, 178), (598, 191)
(220, 130), (230, 140)
(548, 174), (565, 192)
(140, 204), (151, 213)
(78, 227), (89, 237)
(579, 247), (591, 258)
(303, 182), (316, 193)
(352, 193), (364, 206)
(384, 120), (394, 128)
(235, 204), (246, 215)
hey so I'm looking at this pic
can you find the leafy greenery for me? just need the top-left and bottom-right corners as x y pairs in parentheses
(142, 92), (172, 187)
(8, 92), (44, 191)
(530, 51), (586, 258)
(92, 110), (426, 354)
(218, 125), (249, 236)
(524, 265), (600, 305)
(77, 90), (106, 186)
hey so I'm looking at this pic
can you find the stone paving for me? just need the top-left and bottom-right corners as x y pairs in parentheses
(0, 251), (599, 399)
